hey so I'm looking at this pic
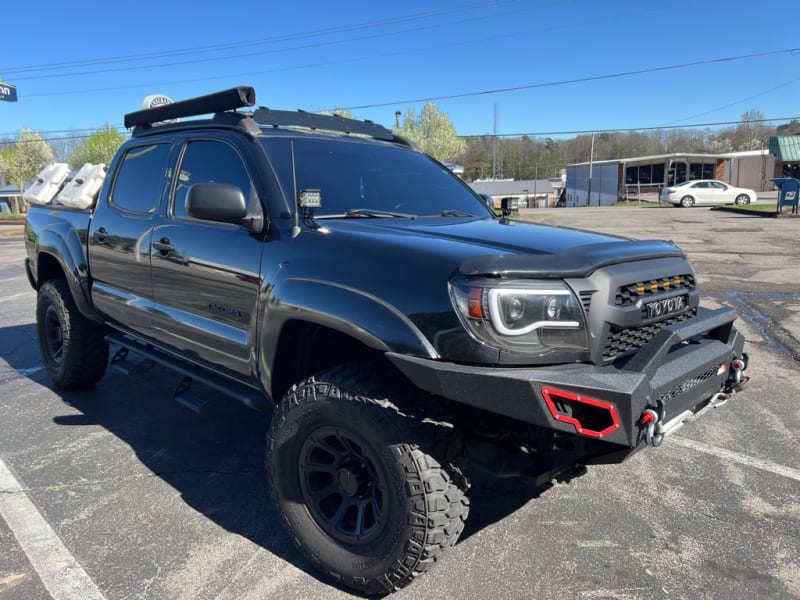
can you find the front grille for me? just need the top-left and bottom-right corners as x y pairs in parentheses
(657, 366), (718, 404)
(602, 309), (697, 361)
(615, 274), (695, 306)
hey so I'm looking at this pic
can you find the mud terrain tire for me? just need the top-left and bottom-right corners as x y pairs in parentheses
(267, 363), (469, 595)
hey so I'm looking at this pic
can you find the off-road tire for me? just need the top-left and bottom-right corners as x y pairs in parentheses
(36, 279), (108, 389)
(266, 363), (470, 595)
(680, 195), (694, 207)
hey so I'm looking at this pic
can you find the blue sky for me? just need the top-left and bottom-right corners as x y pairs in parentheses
(1, 0), (798, 142)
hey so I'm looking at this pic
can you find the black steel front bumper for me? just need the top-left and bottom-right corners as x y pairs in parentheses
(388, 307), (746, 450)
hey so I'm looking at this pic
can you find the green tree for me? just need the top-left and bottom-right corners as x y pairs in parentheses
(776, 119), (800, 136)
(396, 102), (466, 162)
(734, 109), (772, 151)
(68, 125), (126, 169)
(0, 128), (54, 212)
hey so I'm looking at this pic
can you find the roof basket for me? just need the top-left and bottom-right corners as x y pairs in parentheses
(124, 86), (256, 129)
(252, 108), (395, 141)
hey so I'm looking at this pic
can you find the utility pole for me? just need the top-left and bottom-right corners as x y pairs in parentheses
(587, 133), (595, 206)
(394, 111), (401, 130)
(492, 103), (500, 180)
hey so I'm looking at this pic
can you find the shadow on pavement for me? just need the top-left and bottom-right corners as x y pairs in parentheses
(2, 320), (541, 595)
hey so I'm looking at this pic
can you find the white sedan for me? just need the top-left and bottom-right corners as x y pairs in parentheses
(660, 180), (757, 207)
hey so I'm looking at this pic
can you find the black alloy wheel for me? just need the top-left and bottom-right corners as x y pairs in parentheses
(299, 425), (388, 544)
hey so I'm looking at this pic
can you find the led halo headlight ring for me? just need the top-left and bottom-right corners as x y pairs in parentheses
(449, 278), (590, 357)
(486, 288), (580, 336)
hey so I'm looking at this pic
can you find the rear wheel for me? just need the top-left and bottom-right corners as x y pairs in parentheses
(735, 194), (750, 205)
(36, 279), (108, 389)
(680, 195), (694, 207)
(267, 363), (469, 595)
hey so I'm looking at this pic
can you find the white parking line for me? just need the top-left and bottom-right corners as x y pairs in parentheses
(0, 292), (33, 302)
(0, 458), (106, 600)
(16, 367), (44, 376)
(671, 436), (800, 483)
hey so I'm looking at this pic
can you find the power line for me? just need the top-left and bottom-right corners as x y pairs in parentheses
(659, 76), (800, 126)
(461, 116), (800, 138)
(342, 47), (800, 110)
(7, 2), (558, 81)
(20, 4), (667, 100)
(0, 0), (510, 74)
(3, 115), (798, 146)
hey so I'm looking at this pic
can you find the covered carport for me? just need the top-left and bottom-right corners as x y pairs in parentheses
(769, 136), (800, 179)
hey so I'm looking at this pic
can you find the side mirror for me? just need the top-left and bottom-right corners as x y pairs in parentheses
(186, 182), (248, 224)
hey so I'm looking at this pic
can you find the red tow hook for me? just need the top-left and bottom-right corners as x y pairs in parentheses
(728, 353), (749, 389)
(639, 408), (664, 447)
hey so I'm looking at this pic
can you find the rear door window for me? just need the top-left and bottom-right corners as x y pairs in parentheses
(110, 143), (171, 214)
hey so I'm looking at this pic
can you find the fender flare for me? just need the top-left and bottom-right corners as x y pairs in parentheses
(259, 277), (439, 387)
(33, 224), (102, 322)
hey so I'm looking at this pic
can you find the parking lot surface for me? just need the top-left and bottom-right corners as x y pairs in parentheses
(1, 207), (799, 599)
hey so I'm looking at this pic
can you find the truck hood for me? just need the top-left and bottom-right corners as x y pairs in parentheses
(319, 217), (684, 278)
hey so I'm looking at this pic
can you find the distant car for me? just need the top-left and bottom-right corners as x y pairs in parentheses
(660, 180), (756, 207)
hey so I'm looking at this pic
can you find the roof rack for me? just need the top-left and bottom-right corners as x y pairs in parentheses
(122, 86), (412, 147)
(253, 108), (396, 142)
(124, 86), (256, 129)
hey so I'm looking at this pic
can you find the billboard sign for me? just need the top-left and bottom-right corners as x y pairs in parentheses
(0, 82), (18, 102)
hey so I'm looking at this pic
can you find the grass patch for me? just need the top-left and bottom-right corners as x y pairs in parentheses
(0, 213), (26, 219)
(724, 203), (778, 213)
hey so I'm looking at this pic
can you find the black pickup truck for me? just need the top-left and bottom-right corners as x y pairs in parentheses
(24, 87), (749, 594)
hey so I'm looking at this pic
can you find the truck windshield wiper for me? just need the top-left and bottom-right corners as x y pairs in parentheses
(439, 210), (475, 217)
(343, 208), (416, 219)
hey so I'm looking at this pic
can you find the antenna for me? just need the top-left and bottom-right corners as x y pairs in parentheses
(290, 141), (301, 238)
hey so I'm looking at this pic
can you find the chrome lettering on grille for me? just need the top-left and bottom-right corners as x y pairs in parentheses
(645, 295), (685, 320)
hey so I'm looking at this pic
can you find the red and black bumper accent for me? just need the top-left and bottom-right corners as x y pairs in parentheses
(388, 306), (746, 453)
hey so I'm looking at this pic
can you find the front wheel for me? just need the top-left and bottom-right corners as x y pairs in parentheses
(680, 195), (695, 207)
(36, 279), (108, 389)
(735, 194), (751, 205)
(266, 364), (469, 595)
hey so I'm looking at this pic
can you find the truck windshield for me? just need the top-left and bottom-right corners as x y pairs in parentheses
(260, 136), (492, 218)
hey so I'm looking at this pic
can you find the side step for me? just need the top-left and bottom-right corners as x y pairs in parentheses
(107, 334), (273, 412)
(173, 376), (210, 414)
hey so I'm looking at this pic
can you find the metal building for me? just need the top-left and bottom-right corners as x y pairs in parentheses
(565, 150), (774, 206)
(469, 178), (564, 208)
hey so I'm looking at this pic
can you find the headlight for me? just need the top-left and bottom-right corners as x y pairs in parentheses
(450, 279), (588, 356)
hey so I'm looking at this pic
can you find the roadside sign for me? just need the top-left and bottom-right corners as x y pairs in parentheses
(0, 82), (18, 102)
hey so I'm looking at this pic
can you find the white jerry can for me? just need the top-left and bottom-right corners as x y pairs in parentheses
(55, 163), (107, 209)
(23, 163), (71, 205)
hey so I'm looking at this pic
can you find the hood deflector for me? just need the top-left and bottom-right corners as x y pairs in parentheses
(459, 239), (685, 279)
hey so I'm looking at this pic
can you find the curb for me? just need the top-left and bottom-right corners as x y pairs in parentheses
(714, 206), (800, 218)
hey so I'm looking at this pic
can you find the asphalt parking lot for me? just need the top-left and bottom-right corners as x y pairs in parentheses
(1, 206), (799, 600)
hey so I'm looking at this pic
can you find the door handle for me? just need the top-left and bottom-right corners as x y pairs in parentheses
(152, 237), (175, 254)
(93, 227), (108, 244)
